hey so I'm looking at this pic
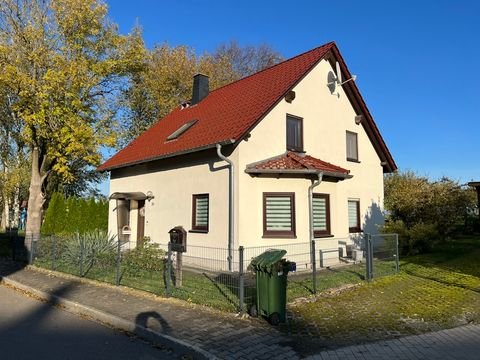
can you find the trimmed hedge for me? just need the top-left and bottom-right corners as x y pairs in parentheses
(42, 192), (108, 235)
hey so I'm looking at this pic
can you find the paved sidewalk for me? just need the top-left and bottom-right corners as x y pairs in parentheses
(309, 324), (480, 360)
(1, 260), (479, 359)
(0, 261), (298, 360)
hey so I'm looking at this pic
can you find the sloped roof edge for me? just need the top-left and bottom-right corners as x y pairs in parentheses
(98, 42), (396, 173)
(328, 46), (397, 172)
(99, 139), (235, 172)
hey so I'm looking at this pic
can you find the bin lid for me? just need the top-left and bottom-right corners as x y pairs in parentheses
(250, 249), (287, 272)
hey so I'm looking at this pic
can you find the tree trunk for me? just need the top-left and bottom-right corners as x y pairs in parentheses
(1, 166), (10, 230)
(25, 147), (48, 261)
(0, 201), (6, 230)
(12, 187), (20, 228)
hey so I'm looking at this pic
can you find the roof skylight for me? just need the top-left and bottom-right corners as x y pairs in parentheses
(166, 119), (198, 141)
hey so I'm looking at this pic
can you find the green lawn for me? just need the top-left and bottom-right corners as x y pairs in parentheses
(285, 235), (480, 348)
(9, 231), (479, 327)
(32, 250), (395, 312)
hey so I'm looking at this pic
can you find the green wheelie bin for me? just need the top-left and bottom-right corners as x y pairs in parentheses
(249, 249), (296, 325)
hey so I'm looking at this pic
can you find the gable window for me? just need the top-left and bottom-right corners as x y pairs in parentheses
(346, 131), (358, 161)
(348, 199), (361, 233)
(191, 194), (209, 232)
(286, 115), (303, 152)
(263, 193), (296, 238)
(313, 194), (331, 237)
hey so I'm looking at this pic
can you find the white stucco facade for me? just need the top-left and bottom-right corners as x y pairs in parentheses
(107, 57), (388, 268)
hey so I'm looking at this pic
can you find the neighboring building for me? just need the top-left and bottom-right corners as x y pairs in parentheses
(98, 42), (396, 269)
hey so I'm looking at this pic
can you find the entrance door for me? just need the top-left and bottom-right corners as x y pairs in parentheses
(137, 200), (146, 247)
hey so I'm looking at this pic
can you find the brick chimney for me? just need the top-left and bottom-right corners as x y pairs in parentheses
(191, 74), (209, 105)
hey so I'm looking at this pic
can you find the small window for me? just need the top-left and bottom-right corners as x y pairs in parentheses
(348, 199), (361, 233)
(346, 131), (358, 161)
(167, 119), (198, 141)
(286, 115), (303, 152)
(263, 193), (296, 238)
(313, 194), (331, 237)
(192, 194), (209, 232)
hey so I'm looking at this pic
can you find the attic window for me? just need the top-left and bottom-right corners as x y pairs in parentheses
(166, 120), (197, 141)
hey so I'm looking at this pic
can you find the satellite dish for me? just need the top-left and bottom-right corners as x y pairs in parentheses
(335, 61), (342, 85)
(327, 61), (356, 95)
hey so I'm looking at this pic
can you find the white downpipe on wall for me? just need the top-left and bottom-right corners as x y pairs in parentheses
(308, 172), (323, 264)
(216, 144), (234, 271)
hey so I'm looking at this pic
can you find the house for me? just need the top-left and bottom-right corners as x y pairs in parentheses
(98, 42), (396, 270)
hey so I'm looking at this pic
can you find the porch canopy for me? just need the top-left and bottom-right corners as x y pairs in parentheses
(109, 192), (148, 201)
(245, 152), (353, 181)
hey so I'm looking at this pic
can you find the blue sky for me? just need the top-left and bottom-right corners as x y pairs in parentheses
(100, 0), (480, 194)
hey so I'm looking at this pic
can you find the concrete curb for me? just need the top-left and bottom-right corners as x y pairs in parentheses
(1, 276), (217, 360)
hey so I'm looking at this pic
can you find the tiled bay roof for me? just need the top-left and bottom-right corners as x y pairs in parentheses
(245, 152), (351, 180)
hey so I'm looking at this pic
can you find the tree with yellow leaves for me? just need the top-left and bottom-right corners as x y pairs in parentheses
(120, 42), (282, 145)
(0, 0), (145, 251)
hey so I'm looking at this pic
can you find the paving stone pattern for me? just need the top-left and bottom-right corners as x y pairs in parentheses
(308, 324), (480, 360)
(0, 262), (299, 359)
(1, 261), (479, 359)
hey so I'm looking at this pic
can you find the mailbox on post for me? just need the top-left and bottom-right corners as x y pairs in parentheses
(168, 226), (187, 252)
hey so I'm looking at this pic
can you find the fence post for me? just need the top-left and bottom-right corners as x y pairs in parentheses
(80, 238), (85, 277)
(115, 237), (121, 285)
(51, 235), (56, 270)
(312, 240), (317, 294)
(29, 234), (34, 265)
(166, 243), (172, 297)
(319, 249), (324, 268)
(239, 246), (245, 313)
(395, 234), (400, 273)
(365, 234), (372, 281)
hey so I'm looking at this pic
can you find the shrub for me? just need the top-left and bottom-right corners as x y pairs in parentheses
(384, 172), (476, 254)
(122, 237), (166, 276)
(62, 230), (116, 277)
(382, 220), (438, 255)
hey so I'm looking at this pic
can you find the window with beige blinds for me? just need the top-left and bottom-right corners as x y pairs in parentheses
(263, 193), (296, 238)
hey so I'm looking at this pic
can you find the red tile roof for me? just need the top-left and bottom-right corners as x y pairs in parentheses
(98, 42), (396, 172)
(246, 152), (351, 179)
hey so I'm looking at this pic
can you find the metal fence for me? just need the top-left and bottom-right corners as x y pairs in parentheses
(365, 234), (400, 280)
(3, 231), (399, 313)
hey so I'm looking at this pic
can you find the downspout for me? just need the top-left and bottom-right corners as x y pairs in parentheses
(216, 144), (234, 271)
(308, 172), (323, 264)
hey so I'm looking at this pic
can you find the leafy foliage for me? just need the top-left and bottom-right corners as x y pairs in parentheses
(0, 0), (145, 237)
(122, 237), (166, 276)
(61, 230), (116, 277)
(120, 42), (282, 145)
(41, 192), (108, 235)
(383, 171), (475, 254)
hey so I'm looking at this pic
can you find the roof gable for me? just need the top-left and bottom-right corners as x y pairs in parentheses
(98, 42), (396, 172)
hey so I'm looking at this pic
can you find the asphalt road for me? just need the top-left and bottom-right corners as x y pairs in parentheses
(0, 285), (177, 360)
